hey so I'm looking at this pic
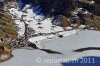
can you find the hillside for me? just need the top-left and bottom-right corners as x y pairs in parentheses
(0, 1), (17, 62)
(0, 12), (18, 39)
(16, 0), (100, 30)
(0, 0), (100, 65)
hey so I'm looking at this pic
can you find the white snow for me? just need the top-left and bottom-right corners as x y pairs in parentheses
(45, 34), (55, 39)
(1, 30), (100, 66)
(9, 8), (78, 44)
(3, 6), (100, 66)
(79, 25), (86, 29)
(9, 8), (66, 35)
(29, 36), (47, 42)
(28, 30), (78, 49)
(15, 20), (25, 36)
(9, 7), (79, 50)
(9, 8), (23, 18)
(58, 30), (78, 37)
(90, 0), (95, 4)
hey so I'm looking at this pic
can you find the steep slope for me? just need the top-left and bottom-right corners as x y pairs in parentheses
(0, 12), (18, 39)
(16, 0), (100, 30)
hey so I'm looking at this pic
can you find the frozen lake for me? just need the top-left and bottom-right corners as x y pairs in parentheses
(1, 30), (100, 66)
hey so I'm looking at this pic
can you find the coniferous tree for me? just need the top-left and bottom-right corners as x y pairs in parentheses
(16, 0), (100, 29)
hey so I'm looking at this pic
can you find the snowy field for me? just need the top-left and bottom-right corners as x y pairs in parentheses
(1, 30), (100, 66)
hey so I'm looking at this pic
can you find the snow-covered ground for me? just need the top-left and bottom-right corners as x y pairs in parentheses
(9, 8), (78, 49)
(2, 6), (99, 66)
(9, 8), (65, 36)
(1, 30), (100, 66)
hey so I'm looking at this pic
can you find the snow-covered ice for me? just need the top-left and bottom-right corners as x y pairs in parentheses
(1, 30), (100, 66)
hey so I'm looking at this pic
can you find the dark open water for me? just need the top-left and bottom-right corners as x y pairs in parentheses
(62, 56), (100, 66)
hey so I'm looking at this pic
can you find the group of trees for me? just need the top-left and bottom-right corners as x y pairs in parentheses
(16, 0), (100, 29)
(17, 0), (74, 17)
(16, 0), (100, 16)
